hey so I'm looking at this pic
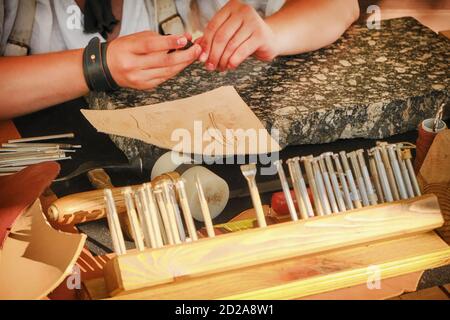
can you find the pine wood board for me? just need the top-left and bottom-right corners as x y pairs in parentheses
(418, 130), (450, 243)
(103, 195), (443, 295)
(82, 231), (450, 300)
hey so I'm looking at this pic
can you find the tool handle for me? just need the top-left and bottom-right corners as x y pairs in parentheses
(87, 168), (113, 189)
(47, 186), (138, 225)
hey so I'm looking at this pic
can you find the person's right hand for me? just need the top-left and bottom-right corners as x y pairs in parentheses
(107, 31), (201, 90)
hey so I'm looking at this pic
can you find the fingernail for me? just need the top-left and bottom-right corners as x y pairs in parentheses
(199, 52), (208, 63)
(205, 62), (215, 71)
(177, 37), (187, 46)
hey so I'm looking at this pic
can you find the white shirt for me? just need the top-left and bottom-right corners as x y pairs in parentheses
(0, 0), (284, 55)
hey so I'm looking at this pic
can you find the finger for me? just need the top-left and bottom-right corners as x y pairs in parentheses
(131, 32), (189, 54)
(218, 24), (252, 71)
(199, 7), (232, 63)
(228, 36), (260, 69)
(135, 44), (201, 69)
(135, 60), (194, 85)
(194, 36), (203, 45)
(184, 32), (193, 42)
(206, 15), (243, 71)
(139, 77), (168, 91)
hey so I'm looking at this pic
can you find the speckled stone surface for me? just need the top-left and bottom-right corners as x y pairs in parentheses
(89, 17), (449, 167)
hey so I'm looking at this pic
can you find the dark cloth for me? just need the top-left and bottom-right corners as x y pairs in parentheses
(83, 0), (119, 39)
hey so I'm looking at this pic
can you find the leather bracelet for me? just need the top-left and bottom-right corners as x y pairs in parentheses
(101, 42), (120, 91)
(83, 37), (115, 92)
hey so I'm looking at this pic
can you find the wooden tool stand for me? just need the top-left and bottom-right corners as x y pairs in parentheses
(82, 194), (450, 300)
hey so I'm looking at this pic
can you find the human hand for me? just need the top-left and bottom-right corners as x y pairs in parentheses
(107, 31), (201, 90)
(198, 0), (279, 72)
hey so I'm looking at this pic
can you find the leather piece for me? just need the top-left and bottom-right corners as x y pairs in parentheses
(0, 162), (60, 248)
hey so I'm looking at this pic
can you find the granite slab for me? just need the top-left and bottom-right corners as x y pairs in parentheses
(88, 17), (449, 168)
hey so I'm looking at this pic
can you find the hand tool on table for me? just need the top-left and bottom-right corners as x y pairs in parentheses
(333, 154), (354, 210)
(356, 149), (378, 206)
(311, 158), (332, 215)
(286, 158), (313, 219)
(339, 151), (362, 209)
(154, 186), (178, 245)
(317, 156), (339, 213)
(134, 187), (159, 248)
(274, 160), (298, 221)
(104, 189), (127, 256)
(0, 134), (81, 177)
(94, 141), (444, 299)
(195, 174), (215, 238)
(122, 188), (145, 251)
(322, 153), (346, 212)
(240, 164), (267, 227)
(370, 147), (394, 202)
(347, 151), (370, 207)
(142, 184), (166, 247)
(395, 144), (415, 198)
(377, 142), (400, 201)
(386, 144), (408, 200)
(2, 143), (82, 149)
(367, 150), (385, 204)
(160, 180), (186, 242)
(175, 180), (198, 241)
(302, 155), (324, 216)
(7, 133), (75, 143)
(54, 157), (143, 182)
(400, 145), (421, 196)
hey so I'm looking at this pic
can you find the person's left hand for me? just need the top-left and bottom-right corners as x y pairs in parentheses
(198, 0), (279, 72)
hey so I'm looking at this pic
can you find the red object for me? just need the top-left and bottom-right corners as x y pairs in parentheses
(415, 122), (439, 173)
(271, 188), (313, 216)
(0, 162), (60, 248)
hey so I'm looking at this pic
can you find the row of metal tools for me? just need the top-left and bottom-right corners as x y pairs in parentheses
(245, 142), (421, 227)
(104, 175), (213, 255)
(104, 141), (421, 256)
(0, 133), (79, 176)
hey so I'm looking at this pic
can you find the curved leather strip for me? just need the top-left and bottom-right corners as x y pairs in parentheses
(0, 162), (60, 248)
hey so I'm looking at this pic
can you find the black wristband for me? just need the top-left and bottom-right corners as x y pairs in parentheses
(83, 37), (117, 92)
(101, 42), (120, 91)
